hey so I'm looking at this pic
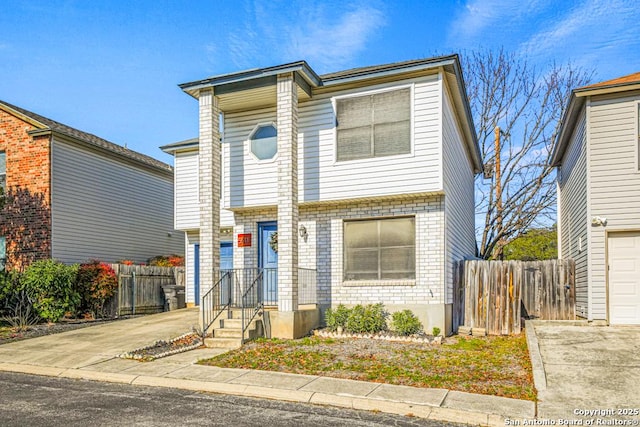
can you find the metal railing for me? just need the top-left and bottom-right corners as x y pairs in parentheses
(241, 270), (264, 344)
(201, 270), (232, 335)
(201, 267), (318, 341)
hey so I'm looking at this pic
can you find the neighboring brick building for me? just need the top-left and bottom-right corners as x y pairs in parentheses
(0, 101), (183, 270)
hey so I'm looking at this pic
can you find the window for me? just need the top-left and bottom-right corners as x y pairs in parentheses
(250, 124), (277, 160)
(0, 236), (5, 271)
(0, 151), (5, 195)
(336, 88), (411, 161)
(344, 217), (415, 280)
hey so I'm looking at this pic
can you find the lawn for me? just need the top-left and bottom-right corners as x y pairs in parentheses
(199, 333), (536, 401)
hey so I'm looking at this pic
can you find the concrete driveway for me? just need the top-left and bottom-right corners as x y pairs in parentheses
(533, 322), (640, 418)
(0, 308), (212, 369)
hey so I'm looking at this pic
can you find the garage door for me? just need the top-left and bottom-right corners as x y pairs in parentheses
(608, 232), (640, 325)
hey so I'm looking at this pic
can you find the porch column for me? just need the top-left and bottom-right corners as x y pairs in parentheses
(199, 88), (221, 302)
(276, 73), (298, 312)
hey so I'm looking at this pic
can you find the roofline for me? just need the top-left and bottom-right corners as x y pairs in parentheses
(575, 81), (640, 97)
(0, 103), (47, 129)
(179, 61), (322, 98)
(28, 128), (174, 177)
(446, 56), (482, 173)
(551, 78), (640, 167)
(321, 55), (458, 85)
(160, 138), (200, 154)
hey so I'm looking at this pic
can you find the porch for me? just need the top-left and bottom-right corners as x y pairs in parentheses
(201, 267), (320, 344)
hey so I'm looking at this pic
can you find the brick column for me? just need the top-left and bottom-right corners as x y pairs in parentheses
(277, 73), (298, 312)
(198, 88), (221, 302)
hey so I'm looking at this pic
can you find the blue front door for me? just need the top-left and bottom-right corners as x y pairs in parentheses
(258, 222), (277, 305)
(194, 244), (200, 306)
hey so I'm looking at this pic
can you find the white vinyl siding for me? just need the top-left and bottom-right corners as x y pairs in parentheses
(50, 139), (183, 264)
(442, 84), (476, 304)
(588, 92), (640, 321)
(335, 87), (411, 161)
(225, 107), (278, 208)
(558, 108), (589, 318)
(174, 151), (199, 229)
(225, 75), (442, 208)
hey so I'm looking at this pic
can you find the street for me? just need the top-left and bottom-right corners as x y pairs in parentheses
(0, 372), (464, 427)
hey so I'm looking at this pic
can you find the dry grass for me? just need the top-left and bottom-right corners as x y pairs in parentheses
(199, 333), (536, 401)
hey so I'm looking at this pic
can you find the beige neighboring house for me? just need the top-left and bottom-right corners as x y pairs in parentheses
(552, 72), (640, 325)
(0, 100), (183, 270)
(163, 55), (482, 340)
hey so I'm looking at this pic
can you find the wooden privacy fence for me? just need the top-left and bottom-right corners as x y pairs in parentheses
(104, 264), (185, 316)
(454, 259), (575, 335)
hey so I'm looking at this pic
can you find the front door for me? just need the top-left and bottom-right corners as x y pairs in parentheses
(194, 243), (200, 306)
(258, 222), (278, 305)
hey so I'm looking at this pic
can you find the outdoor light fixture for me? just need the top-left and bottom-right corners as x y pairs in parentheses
(591, 216), (607, 227)
(299, 224), (308, 241)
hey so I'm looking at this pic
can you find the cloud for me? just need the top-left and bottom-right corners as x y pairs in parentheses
(449, 0), (550, 46)
(223, 1), (386, 73)
(518, 0), (640, 76)
(283, 5), (386, 72)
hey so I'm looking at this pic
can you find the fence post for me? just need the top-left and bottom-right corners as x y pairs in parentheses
(132, 271), (136, 316)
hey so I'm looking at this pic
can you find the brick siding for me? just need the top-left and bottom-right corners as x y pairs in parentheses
(0, 110), (52, 269)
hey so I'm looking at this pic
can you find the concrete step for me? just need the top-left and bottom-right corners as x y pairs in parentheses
(214, 328), (244, 338)
(204, 337), (242, 349)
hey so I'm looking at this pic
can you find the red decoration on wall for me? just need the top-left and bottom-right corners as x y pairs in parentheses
(237, 234), (252, 247)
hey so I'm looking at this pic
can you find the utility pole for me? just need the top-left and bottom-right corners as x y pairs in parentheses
(495, 126), (504, 260)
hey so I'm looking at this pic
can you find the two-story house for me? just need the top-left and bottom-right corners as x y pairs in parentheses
(0, 101), (183, 270)
(552, 72), (640, 325)
(163, 55), (482, 340)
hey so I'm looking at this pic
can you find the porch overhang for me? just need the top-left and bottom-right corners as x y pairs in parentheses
(179, 61), (320, 112)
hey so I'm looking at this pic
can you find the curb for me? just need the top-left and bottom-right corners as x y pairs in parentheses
(0, 361), (534, 426)
(524, 320), (547, 393)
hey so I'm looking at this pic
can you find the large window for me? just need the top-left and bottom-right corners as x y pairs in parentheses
(336, 87), (411, 161)
(344, 217), (415, 281)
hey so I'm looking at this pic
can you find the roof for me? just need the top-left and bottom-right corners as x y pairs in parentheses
(160, 138), (200, 153)
(578, 72), (640, 91)
(0, 100), (173, 174)
(552, 71), (640, 166)
(179, 54), (483, 173)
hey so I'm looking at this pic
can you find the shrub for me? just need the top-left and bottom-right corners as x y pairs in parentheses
(20, 260), (80, 322)
(432, 327), (441, 337)
(76, 260), (118, 317)
(391, 310), (423, 336)
(325, 304), (350, 331)
(148, 255), (184, 267)
(345, 303), (388, 334)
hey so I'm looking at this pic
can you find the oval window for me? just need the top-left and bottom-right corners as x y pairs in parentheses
(250, 124), (277, 160)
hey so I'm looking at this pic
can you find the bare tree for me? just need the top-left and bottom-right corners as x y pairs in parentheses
(462, 49), (591, 259)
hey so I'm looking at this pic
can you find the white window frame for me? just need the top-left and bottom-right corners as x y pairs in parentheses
(247, 122), (278, 163)
(343, 216), (416, 281)
(332, 84), (415, 164)
(0, 151), (5, 195)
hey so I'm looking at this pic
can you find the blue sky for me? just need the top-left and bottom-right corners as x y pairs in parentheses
(1, 0), (638, 164)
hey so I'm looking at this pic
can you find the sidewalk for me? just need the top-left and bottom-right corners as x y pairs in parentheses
(0, 309), (535, 426)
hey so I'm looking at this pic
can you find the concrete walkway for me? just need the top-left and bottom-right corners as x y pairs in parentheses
(0, 309), (534, 426)
(529, 321), (640, 420)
